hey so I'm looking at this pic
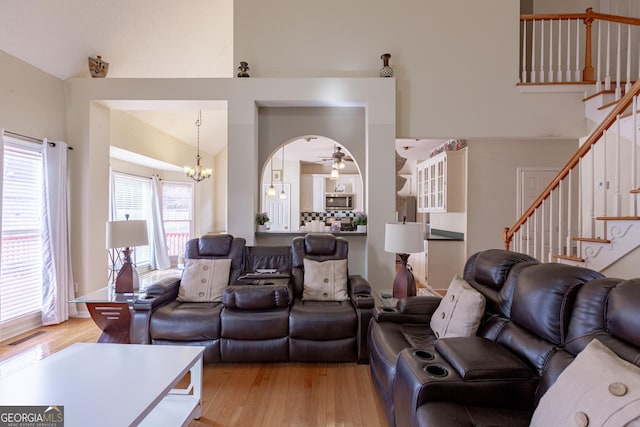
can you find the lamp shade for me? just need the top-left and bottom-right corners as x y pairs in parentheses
(106, 220), (149, 249)
(384, 222), (424, 254)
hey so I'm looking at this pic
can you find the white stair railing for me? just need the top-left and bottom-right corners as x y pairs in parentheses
(520, 8), (640, 91)
(504, 79), (640, 266)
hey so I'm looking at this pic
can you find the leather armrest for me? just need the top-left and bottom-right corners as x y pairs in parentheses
(373, 306), (431, 324)
(223, 284), (291, 309)
(349, 274), (371, 295)
(352, 294), (374, 309)
(143, 276), (181, 297)
(133, 277), (180, 311)
(397, 295), (442, 315)
(435, 337), (532, 380)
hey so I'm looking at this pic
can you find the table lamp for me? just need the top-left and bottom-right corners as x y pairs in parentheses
(106, 218), (149, 293)
(385, 219), (424, 298)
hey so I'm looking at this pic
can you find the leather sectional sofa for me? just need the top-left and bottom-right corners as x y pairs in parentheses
(130, 233), (374, 364)
(368, 249), (640, 426)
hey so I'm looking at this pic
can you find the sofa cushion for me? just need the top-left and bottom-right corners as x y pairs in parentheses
(531, 339), (640, 427)
(289, 299), (356, 340)
(302, 258), (348, 301)
(178, 258), (231, 302)
(430, 275), (485, 338)
(150, 300), (222, 341)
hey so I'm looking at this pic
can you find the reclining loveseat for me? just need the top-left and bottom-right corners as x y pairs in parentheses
(368, 249), (640, 426)
(131, 233), (373, 364)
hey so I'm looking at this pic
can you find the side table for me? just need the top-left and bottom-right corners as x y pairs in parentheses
(71, 287), (139, 343)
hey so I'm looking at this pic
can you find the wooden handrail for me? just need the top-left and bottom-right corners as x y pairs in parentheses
(504, 77), (640, 249)
(521, 8), (640, 26)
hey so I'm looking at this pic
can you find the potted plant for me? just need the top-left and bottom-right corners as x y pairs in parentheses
(256, 212), (269, 232)
(353, 212), (367, 232)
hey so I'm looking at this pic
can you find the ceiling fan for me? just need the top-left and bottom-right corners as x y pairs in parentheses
(319, 146), (354, 164)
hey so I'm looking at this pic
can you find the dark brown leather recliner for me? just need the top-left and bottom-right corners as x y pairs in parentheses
(132, 234), (245, 363)
(289, 233), (373, 363)
(219, 245), (293, 362)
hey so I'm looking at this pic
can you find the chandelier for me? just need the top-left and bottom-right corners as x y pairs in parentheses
(184, 110), (213, 182)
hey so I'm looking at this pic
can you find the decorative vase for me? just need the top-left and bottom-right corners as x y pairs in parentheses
(88, 55), (109, 78)
(257, 224), (267, 232)
(379, 53), (393, 78)
(357, 225), (367, 233)
(237, 61), (250, 78)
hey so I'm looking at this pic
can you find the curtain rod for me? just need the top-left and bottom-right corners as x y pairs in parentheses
(3, 130), (74, 150)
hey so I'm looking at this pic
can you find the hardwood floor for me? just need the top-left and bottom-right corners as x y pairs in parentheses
(0, 318), (388, 426)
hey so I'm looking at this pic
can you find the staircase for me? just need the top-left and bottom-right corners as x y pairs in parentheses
(504, 8), (640, 272)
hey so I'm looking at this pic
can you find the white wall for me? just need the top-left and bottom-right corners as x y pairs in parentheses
(0, 51), (64, 139)
(234, 0), (587, 140)
(65, 77), (396, 294)
(464, 138), (579, 258)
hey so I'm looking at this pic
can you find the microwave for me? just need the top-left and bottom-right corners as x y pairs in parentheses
(325, 193), (354, 210)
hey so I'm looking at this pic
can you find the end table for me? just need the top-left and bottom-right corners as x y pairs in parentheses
(71, 287), (139, 343)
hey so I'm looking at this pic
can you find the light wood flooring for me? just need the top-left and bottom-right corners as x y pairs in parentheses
(0, 318), (387, 426)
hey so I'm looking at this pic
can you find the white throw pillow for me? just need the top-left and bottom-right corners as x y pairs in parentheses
(429, 275), (486, 338)
(178, 258), (232, 302)
(302, 259), (349, 301)
(530, 339), (640, 427)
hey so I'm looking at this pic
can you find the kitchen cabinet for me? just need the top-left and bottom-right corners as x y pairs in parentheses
(417, 150), (465, 213)
(313, 175), (326, 212)
(301, 174), (314, 212)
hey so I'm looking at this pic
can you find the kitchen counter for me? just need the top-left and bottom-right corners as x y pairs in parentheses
(256, 231), (366, 237)
(425, 229), (464, 241)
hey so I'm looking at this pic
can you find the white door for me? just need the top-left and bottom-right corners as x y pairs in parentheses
(263, 184), (291, 231)
(517, 168), (559, 259)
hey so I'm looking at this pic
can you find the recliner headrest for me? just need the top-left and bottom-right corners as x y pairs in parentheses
(198, 234), (233, 256)
(510, 263), (603, 345)
(469, 249), (538, 290)
(304, 233), (337, 255)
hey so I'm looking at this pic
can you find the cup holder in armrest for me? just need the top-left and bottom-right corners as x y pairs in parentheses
(413, 350), (435, 361)
(381, 307), (397, 313)
(424, 365), (448, 378)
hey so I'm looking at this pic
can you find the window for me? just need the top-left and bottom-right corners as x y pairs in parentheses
(111, 172), (152, 272)
(1, 138), (43, 325)
(162, 181), (193, 260)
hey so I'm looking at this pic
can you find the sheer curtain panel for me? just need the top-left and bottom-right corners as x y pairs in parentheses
(151, 176), (171, 269)
(41, 139), (76, 325)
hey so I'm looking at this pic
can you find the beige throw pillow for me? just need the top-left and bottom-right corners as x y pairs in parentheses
(530, 339), (640, 427)
(178, 258), (231, 302)
(303, 259), (349, 301)
(430, 275), (486, 338)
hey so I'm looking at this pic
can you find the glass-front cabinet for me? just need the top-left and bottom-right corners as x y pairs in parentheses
(416, 149), (465, 213)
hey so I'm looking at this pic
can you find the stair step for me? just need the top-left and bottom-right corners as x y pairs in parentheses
(595, 216), (640, 221)
(573, 237), (611, 244)
(553, 254), (586, 262)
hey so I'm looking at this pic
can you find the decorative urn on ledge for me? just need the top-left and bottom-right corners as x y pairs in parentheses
(88, 55), (109, 78)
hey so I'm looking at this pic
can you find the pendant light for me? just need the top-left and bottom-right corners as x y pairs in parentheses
(184, 111), (213, 182)
(267, 155), (276, 197)
(279, 144), (287, 200)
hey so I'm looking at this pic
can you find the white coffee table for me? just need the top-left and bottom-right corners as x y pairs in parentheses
(0, 343), (204, 427)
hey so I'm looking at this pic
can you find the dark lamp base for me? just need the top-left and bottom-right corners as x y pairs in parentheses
(392, 253), (417, 299)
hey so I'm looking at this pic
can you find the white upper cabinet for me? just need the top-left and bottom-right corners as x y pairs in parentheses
(417, 150), (465, 213)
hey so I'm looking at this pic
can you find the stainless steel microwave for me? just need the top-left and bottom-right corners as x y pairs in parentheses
(325, 193), (354, 210)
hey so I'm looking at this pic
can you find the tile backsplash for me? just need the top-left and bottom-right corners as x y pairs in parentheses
(300, 211), (358, 225)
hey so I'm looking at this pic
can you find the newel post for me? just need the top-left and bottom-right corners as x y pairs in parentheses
(503, 227), (512, 251)
(583, 7), (595, 82)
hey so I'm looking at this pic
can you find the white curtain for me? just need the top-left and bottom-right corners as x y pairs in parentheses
(0, 130), (4, 287)
(42, 139), (77, 325)
(150, 175), (170, 269)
